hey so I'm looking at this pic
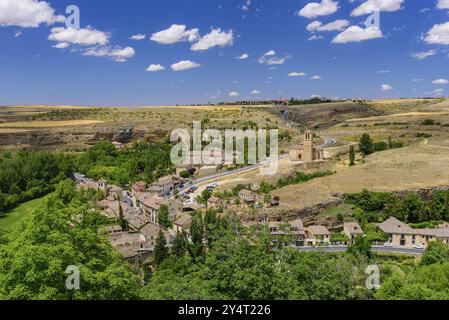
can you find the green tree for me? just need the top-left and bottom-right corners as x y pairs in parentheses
(0, 186), (140, 300)
(158, 204), (171, 228)
(171, 231), (187, 257)
(153, 230), (169, 266)
(349, 145), (356, 166)
(359, 133), (374, 156)
(421, 241), (449, 266)
(347, 235), (372, 259)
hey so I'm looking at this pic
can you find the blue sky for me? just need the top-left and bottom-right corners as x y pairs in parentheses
(0, 0), (448, 106)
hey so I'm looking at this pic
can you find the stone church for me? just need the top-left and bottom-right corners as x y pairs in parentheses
(289, 130), (324, 162)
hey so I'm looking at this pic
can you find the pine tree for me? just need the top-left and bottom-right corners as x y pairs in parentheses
(158, 204), (171, 228)
(349, 145), (356, 166)
(171, 231), (186, 257)
(153, 230), (168, 266)
(359, 133), (374, 156)
(118, 202), (129, 232)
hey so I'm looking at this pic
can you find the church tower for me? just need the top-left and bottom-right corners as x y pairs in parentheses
(303, 130), (314, 162)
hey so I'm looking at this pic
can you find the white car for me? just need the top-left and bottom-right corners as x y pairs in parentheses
(384, 242), (393, 247)
(413, 244), (425, 250)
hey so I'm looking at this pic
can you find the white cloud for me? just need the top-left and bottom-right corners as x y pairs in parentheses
(130, 34), (145, 41)
(437, 0), (449, 10)
(288, 72), (307, 77)
(236, 53), (249, 60)
(332, 26), (383, 43)
(191, 28), (233, 51)
(0, 0), (64, 28)
(241, 0), (251, 11)
(83, 46), (135, 62)
(298, 0), (339, 19)
(49, 27), (110, 47)
(52, 42), (70, 49)
(307, 19), (350, 32)
(429, 88), (445, 96)
(146, 64), (165, 72)
(351, 0), (404, 17)
(424, 22), (449, 45)
(171, 60), (201, 71)
(14, 30), (23, 38)
(229, 91), (240, 97)
(307, 34), (324, 41)
(311, 75), (322, 80)
(251, 89), (261, 95)
(412, 78), (424, 82)
(266, 57), (286, 65)
(150, 24), (199, 44)
(378, 70), (390, 74)
(258, 50), (289, 65)
(432, 79), (449, 84)
(381, 84), (394, 91)
(411, 49), (437, 60)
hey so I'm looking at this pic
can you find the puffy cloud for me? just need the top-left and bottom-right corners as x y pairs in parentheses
(351, 0), (404, 17)
(0, 0), (64, 28)
(146, 64), (165, 72)
(437, 0), (449, 10)
(424, 22), (449, 45)
(14, 30), (23, 38)
(258, 50), (289, 65)
(236, 53), (249, 60)
(251, 89), (261, 95)
(52, 42), (70, 49)
(298, 0), (339, 19)
(83, 46), (135, 62)
(229, 91), (240, 97)
(432, 79), (449, 84)
(49, 27), (110, 47)
(288, 72), (307, 77)
(381, 84), (394, 91)
(130, 34), (145, 41)
(332, 26), (383, 43)
(191, 28), (233, 51)
(411, 49), (437, 60)
(307, 34), (324, 41)
(171, 60), (201, 71)
(311, 75), (322, 80)
(150, 24), (199, 44)
(428, 88), (445, 96)
(307, 19), (349, 32)
(241, 0), (251, 11)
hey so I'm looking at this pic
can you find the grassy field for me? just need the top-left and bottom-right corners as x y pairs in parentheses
(0, 197), (44, 231)
(0, 120), (104, 128)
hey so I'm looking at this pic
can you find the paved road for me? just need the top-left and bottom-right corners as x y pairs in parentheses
(293, 245), (424, 255)
(181, 136), (337, 191)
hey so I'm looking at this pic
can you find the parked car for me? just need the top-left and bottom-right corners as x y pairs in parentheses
(413, 244), (425, 250)
(384, 242), (393, 247)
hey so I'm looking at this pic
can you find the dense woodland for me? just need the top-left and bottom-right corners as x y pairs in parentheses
(0, 141), (174, 215)
(0, 182), (448, 300)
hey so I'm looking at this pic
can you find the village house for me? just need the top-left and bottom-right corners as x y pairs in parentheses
(171, 214), (193, 241)
(238, 189), (264, 207)
(138, 193), (182, 224)
(306, 225), (331, 246)
(343, 222), (364, 241)
(289, 130), (324, 162)
(379, 217), (449, 248)
(140, 223), (173, 247)
(207, 196), (224, 210)
(108, 230), (152, 264)
(147, 174), (183, 196)
(132, 181), (147, 196)
(268, 219), (306, 247)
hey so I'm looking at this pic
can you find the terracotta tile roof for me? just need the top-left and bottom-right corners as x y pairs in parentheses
(344, 222), (364, 235)
(379, 217), (415, 235)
